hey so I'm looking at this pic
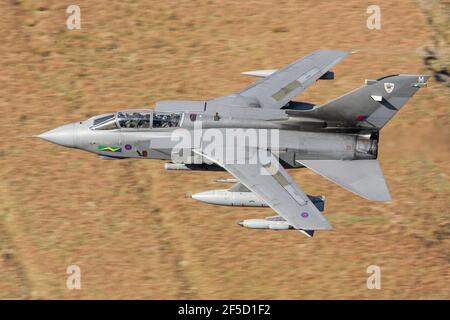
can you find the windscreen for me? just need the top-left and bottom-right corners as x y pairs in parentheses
(92, 114), (118, 130)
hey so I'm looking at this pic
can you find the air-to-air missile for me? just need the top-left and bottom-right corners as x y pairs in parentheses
(192, 190), (324, 209)
(236, 195), (324, 234)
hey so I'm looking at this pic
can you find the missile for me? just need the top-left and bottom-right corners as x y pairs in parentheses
(238, 218), (315, 236)
(213, 178), (238, 183)
(192, 189), (267, 207)
(192, 189), (325, 211)
(164, 163), (224, 171)
(238, 219), (292, 230)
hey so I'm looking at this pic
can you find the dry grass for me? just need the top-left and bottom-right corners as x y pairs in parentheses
(0, 0), (449, 299)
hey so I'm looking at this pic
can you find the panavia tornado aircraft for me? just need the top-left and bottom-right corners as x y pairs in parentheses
(38, 50), (428, 237)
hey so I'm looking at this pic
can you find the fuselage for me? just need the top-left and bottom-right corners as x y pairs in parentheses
(38, 108), (378, 167)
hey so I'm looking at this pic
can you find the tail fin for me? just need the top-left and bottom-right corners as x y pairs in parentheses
(310, 74), (429, 129)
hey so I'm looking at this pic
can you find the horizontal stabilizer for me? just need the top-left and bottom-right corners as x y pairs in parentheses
(296, 159), (391, 202)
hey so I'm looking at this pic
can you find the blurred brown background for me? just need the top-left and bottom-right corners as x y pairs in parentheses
(0, 0), (448, 299)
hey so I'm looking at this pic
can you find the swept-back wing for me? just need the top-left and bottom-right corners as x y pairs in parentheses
(238, 50), (349, 109)
(193, 148), (332, 232)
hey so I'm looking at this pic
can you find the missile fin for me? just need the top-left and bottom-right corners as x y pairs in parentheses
(299, 229), (315, 237)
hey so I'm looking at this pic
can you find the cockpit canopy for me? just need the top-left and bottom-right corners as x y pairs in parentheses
(91, 111), (182, 130)
(118, 111), (151, 129)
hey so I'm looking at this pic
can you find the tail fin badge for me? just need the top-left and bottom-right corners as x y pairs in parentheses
(384, 83), (395, 93)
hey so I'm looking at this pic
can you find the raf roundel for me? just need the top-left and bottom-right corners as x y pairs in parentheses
(301, 212), (309, 218)
(125, 144), (132, 150)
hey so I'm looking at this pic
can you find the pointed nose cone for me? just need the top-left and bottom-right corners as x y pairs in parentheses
(191, 191), (208, 202)
(37, 123), (76, 148)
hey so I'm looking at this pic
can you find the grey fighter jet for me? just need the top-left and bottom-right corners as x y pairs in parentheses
(38, 50), (428, 237)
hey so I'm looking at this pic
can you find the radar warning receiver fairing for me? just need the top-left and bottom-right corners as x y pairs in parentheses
(37, 50), (428, 237)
